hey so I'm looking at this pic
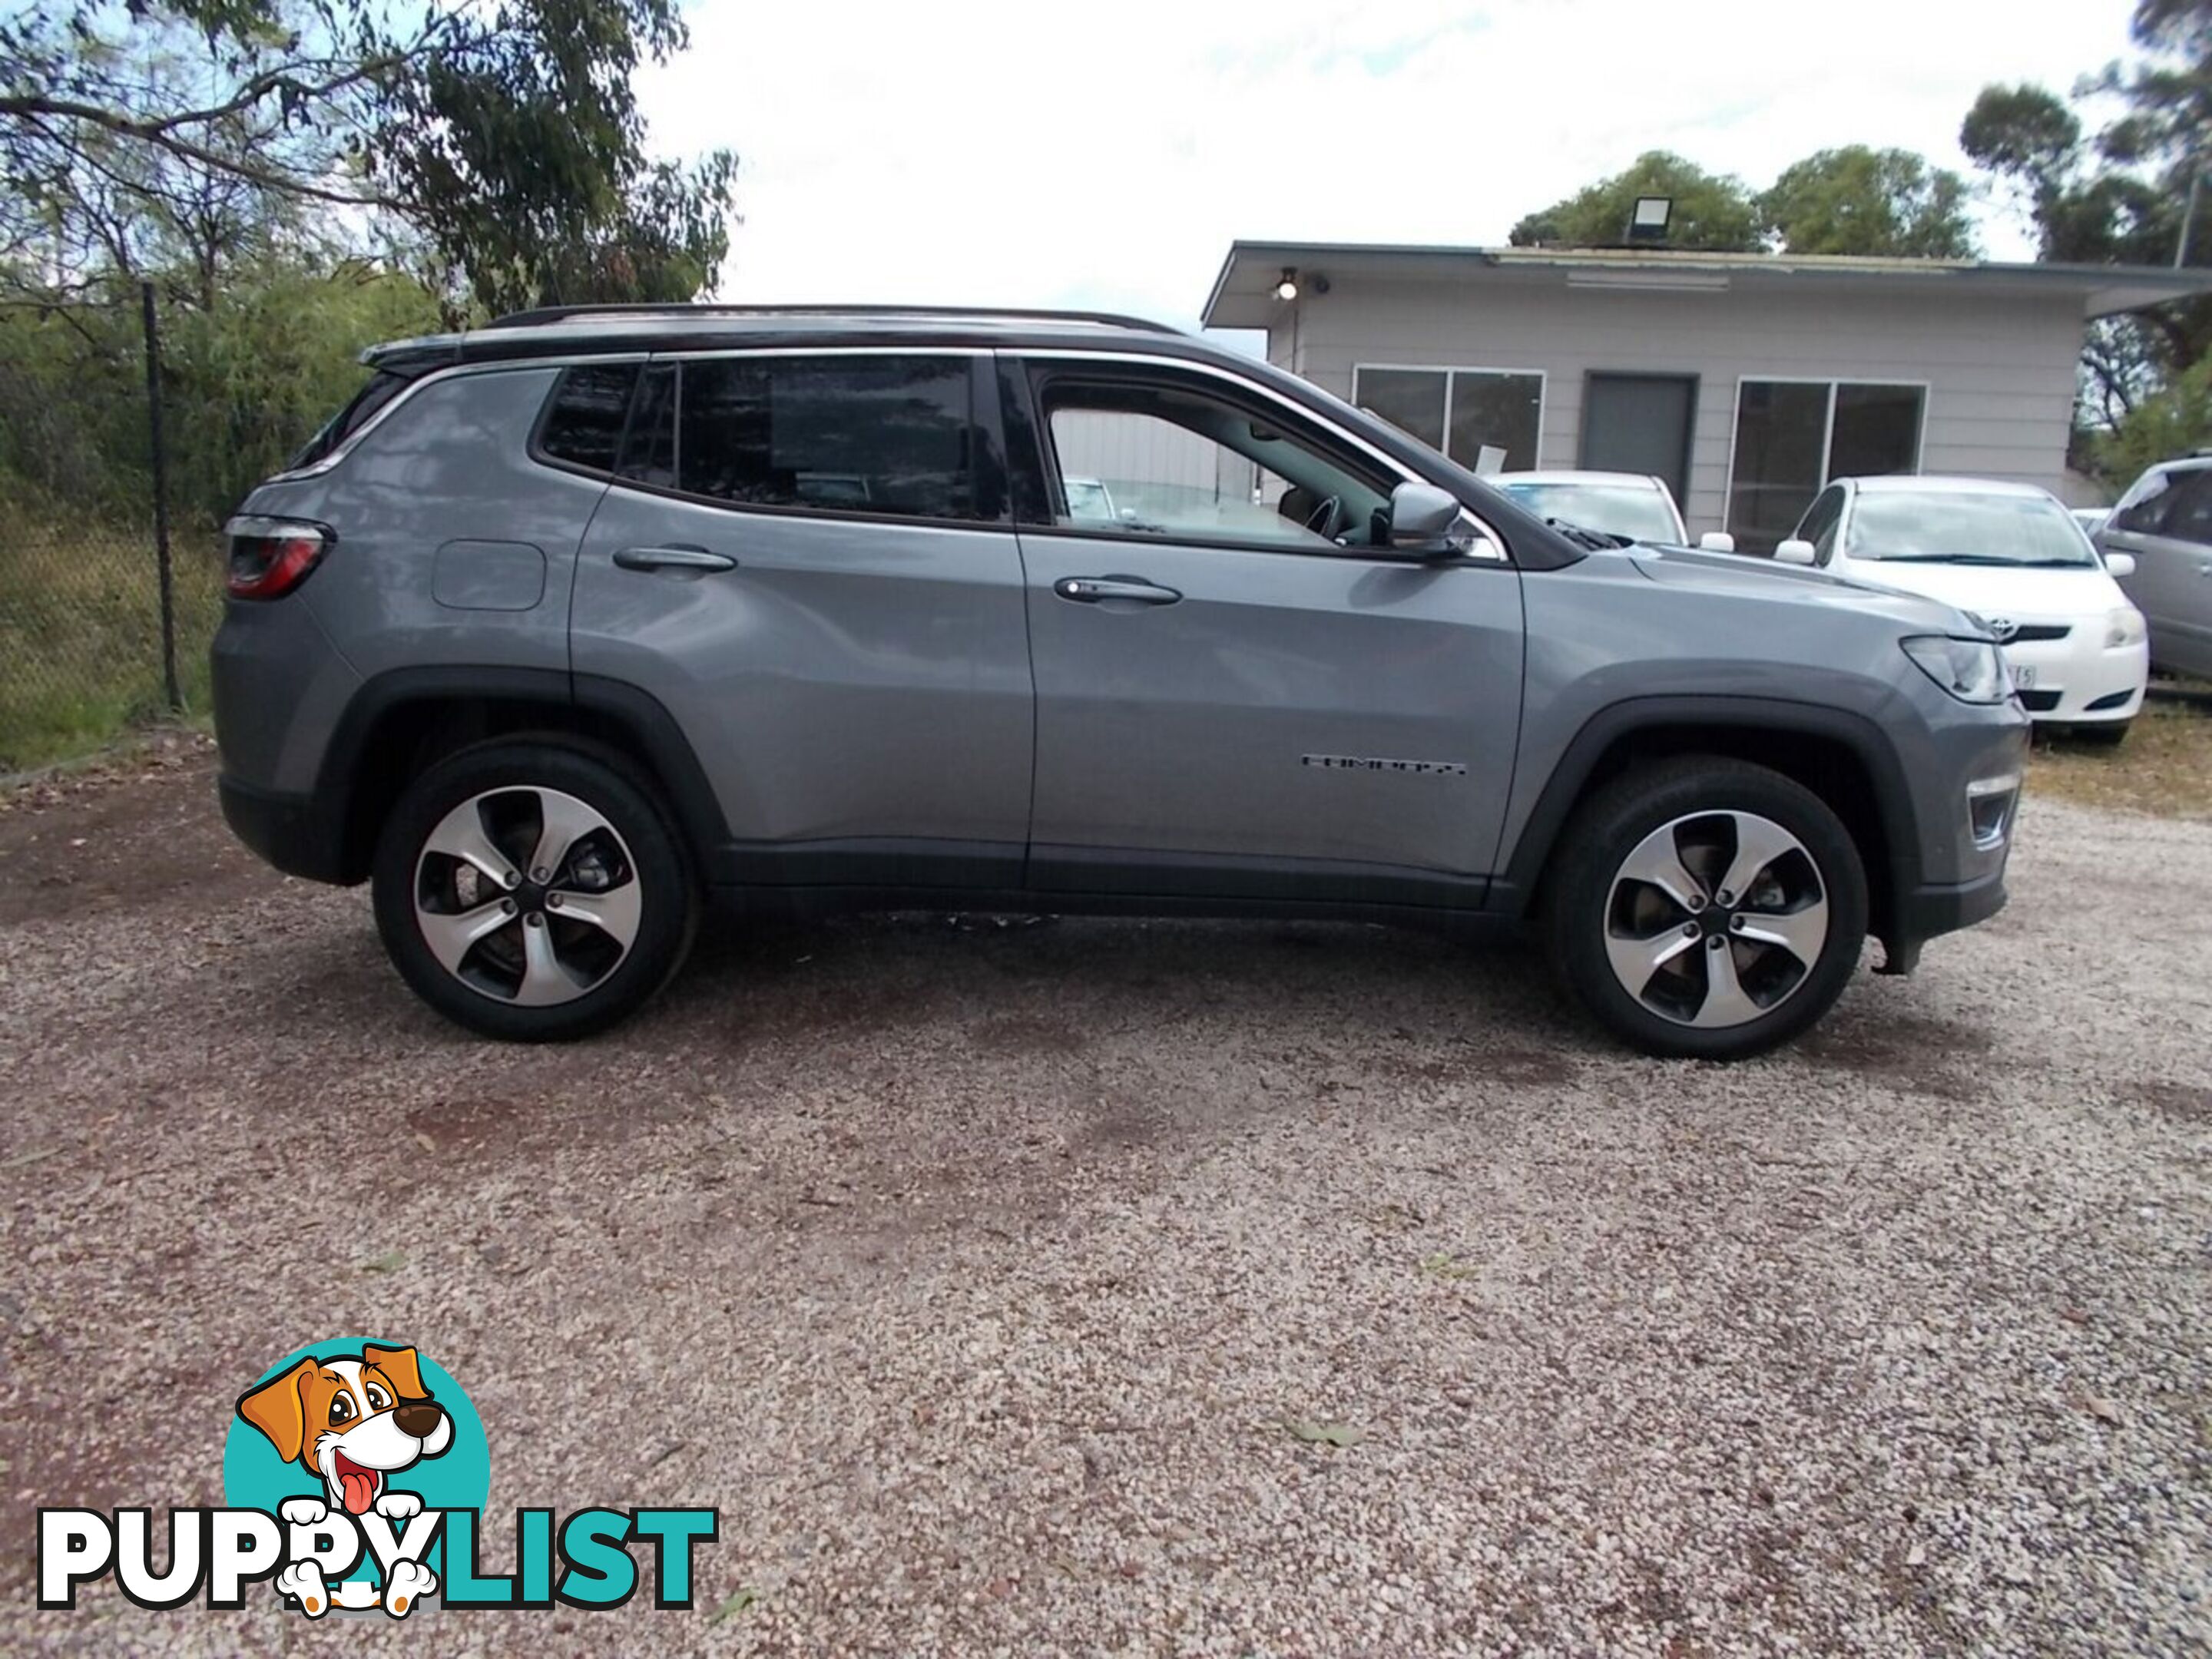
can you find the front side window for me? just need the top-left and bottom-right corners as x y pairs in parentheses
(675, 355), (976, 522)
(1037, 374), (1393, 552)
(1353, 366), (1541, 471)
(1727, 379), (1924, 552)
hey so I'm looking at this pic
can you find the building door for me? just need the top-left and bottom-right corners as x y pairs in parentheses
(1581, 374), (1696, 508)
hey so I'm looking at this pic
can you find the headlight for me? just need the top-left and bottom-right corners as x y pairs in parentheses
(2104, 606), (2146, 648)
(1901, 636), (2010, 704)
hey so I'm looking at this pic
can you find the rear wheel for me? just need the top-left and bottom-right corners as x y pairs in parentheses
(1543, 758), (1869, 1060)
(372, 740), (697, 1040)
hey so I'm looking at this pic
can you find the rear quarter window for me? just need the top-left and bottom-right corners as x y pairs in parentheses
(536, 363), (643, 475)
(288, 369), (413, 469)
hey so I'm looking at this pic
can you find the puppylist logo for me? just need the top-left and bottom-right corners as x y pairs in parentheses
(38, 1336), (717, 1619)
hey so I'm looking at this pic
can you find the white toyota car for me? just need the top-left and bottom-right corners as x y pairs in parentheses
(1777, 476), (2149, 744)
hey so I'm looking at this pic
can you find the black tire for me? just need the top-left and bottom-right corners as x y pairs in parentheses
(1542, 757), (1869, 1061)
(372, 739), (698, 1041)
(2071, 720), (2131, 748)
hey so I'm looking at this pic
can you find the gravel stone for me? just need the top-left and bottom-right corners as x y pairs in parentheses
(0, 754), (2207, 1654)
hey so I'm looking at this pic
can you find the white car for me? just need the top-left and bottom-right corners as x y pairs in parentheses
(1492, 470), (1735, 551)
(1778, 476), (2149, 743)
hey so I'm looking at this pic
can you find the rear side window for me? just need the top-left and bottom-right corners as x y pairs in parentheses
(676, 355), (976, 522)
(538, 363), (642, 474)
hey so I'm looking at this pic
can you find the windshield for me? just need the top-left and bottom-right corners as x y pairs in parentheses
(1497, 481), (1681, 545)
(1846, 491), (2097, 566)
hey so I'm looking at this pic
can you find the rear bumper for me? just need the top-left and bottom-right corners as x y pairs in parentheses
(217, 774), (353, 885)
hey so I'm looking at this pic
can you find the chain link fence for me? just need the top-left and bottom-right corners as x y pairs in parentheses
(0, 286), (227, 774)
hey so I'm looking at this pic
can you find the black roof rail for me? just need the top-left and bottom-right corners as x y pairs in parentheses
(478, 301), (1179, 333)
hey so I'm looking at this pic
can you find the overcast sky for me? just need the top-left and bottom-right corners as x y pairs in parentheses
(640, 0), (2143, 328)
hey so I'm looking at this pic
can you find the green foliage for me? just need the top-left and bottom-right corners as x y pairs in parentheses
(2, 0), (738, 317)
(0, 260), (439, 767)
(1757, 147), (1977, 258)
(2083, 353), (2212, 487)
(1509, 151), (1763, 252)
(0, 260), (441, 526)
(1959, 2), (2212, 473)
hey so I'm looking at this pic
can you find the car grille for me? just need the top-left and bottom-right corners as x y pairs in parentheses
(2018, 690), (2061, 712)
(2085, 688), (2135, 711)
(2005, 624), (2071, 643)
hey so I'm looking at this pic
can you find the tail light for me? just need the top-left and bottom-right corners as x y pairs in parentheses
(225, 517), (333, 600)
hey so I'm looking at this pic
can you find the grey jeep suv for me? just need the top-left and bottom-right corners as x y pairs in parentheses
(211, 305), (2027, 1059)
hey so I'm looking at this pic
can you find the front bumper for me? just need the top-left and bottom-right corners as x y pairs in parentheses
(1876, 866), (2008, 975)
(2001, 627), (2147, 723)
(217, 774), (353, 885)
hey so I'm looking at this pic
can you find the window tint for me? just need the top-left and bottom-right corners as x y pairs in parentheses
(677, 356), (975, 520)
(1353, 366), (1541, 470)
(538, 363), (641, 474)
(1040, 376), (1392, 551)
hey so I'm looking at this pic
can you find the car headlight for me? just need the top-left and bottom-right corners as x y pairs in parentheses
(1901, 636), (2010, 704)
(2104, 606), (2146, 648)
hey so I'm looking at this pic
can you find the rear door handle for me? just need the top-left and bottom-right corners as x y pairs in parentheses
(614, 545), (737, 574)
(1054, 575), (1182, 606)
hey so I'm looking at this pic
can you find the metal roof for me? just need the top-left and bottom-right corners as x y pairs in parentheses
(1203, 240), (2212, 329)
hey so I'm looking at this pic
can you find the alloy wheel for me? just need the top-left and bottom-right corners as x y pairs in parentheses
(1602, 810), (1830, 1030)
(412, 786), (641, 1005)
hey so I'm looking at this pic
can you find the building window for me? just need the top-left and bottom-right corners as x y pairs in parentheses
(1353, 365), (1542, 471)
(1728, 379), (1924, 552)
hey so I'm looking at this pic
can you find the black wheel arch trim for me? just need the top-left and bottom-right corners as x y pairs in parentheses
(1491, 694), (1925, 935)
(304, 665), (730, 884)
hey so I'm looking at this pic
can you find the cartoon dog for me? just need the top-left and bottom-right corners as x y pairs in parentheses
(237, 1344), (452, 1617)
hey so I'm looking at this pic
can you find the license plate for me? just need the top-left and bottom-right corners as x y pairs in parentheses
(2009, 662), (2038, 690)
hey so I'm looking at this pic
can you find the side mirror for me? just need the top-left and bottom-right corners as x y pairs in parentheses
(1697, 531), (1737, 554)
(1774, 538), (1817, 567)
(2103, 550), (2137, 578)
(1387, 481), (1465, 555)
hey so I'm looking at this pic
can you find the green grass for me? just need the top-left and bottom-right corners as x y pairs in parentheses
(0, 498), (225, 773)
(2025, 697), (2212, 820)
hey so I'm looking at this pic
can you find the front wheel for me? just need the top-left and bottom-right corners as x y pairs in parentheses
(1543, 758), (1869, 1060)
(372, 740), (698, 1041)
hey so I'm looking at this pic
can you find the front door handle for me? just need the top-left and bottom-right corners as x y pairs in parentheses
(1054, 575), (1182, 606)
(614, 545), (737, 574)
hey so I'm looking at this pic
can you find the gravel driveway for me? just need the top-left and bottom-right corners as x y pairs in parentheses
(3, 743), (2208, 1656)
